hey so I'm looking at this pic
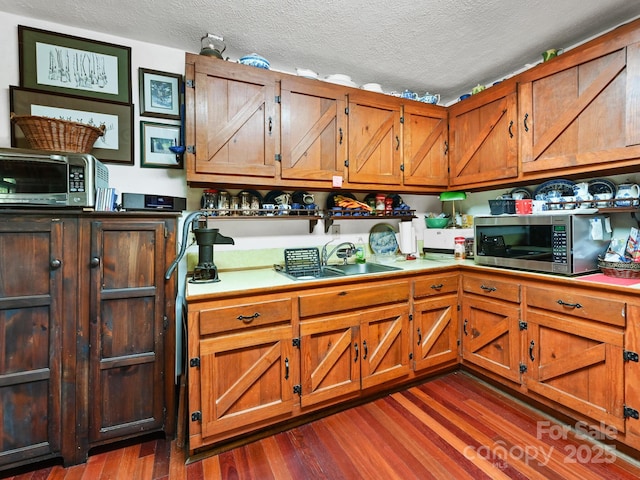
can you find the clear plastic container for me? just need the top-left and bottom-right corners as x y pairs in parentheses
(454, 236), (466, 260)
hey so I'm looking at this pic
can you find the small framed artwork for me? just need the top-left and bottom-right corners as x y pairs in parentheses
(140, 121), (183, 169)
(10, 86), (134, 165)
(139, 68), (182, 119)
(18, 25), (132, 104)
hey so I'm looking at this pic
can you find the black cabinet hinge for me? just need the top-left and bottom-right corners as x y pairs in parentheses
(186, 79), (194, 88)
(519, 321), (528, 331)
(457, 304), (461, 311)
(191, 411), (202, 421)
(190, 357), (200, 368)
(519, 363), (528, 373)
(275, 153), (282, 162)
(344, 159), (349, 167)
(400, 164), (405, 172)
(400, 116), (404, 124)
(409, 352), (413, 360)
(624, 350), (639, 362)
(408, 314), (413, 322)
(275, 95), (281, 103)
(624, 406), (639, 420)
(345, 107), (349, 115)
(292, 338), (301, 348)
(163, 315), (169, 330)
(187, 145), (195, 154)
(293, 385), (302, 396)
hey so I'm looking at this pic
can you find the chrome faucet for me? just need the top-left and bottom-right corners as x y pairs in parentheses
(321, 240), (356, 265)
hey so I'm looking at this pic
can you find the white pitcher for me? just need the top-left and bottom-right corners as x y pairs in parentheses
(615, 182), (640, 207)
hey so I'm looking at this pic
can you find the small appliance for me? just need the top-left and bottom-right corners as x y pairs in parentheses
(474, 213), (611, 275)
(165, 211), (234, 283)
(424, 228), (474, 254)
(121, 193), (186, 211)
(0, 147), (108, 207)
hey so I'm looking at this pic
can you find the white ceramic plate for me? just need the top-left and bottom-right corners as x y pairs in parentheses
(369, 223), (399, 255)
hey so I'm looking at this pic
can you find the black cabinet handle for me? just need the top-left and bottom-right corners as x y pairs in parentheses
(50, 259), (62, 269)
(237, 312), (261, 322)
(354, 342), (359, 362)
(508, 120), (514, 138)
(285, 358), (289, 380)
(430, 283), (443, 290)
(463, 319), (468, 336)
(90, 257), (100, 268)
(363, 340), (368, 360)
(557, 299), (582, 309)
(268, 117), (273, 134)
(444, 140), (448, 155)
(480, 285), (497, 292)
(339, 127), (343, 144)
(396, 135), (400, 150)
(529, 340), (535, 361)
(417, 328), (422, 346)
(523, 113), (529, 132)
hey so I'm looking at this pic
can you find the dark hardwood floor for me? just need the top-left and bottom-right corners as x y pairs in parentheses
(3, 371), (640, 479)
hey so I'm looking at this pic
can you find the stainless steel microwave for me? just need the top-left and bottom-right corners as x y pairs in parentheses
(474, 214), (611, 275)
(0, 148), (109, 207)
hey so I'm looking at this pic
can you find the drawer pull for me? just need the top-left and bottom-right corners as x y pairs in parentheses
(354, 342), (359, 362)
(463, 319), (468, 336)
(529, 340), (535, 361)
(285, 358), (289, 380)
(237, 312), (261, 322)
(430, 283), (444, 290)
(363, 340), (368, 360)
(557, 300), (582, 309)
(480, 285), (497, 292)
(417, 327), (422, 345)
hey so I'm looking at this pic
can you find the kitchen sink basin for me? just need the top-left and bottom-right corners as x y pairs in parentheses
(276, 262), (402, 280)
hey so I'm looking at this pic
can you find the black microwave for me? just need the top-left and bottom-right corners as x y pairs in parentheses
(0, 148), (109, 207)
(474, 213), (611, 275)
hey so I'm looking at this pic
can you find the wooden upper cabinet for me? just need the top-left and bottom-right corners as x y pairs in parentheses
(449, 80), (518, 188)
(280, 77), (347, 183)
(402, 102), (449, 188)
(346, 91), (403, 187)
(186, 54), (280, 183)
(519, 34), (640, 178)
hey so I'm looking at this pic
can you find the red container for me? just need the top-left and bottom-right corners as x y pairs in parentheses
(515, 199), (532, 214)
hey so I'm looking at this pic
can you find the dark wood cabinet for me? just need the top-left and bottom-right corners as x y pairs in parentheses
(0, 212), (177, 471)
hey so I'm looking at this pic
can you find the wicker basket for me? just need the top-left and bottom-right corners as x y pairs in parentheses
(597, 258), (640, 278)
(11, 112), (105, 153)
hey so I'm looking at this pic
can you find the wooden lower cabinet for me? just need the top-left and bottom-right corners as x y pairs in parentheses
(460, 274), (522, 383)
(0, 212), (177, 472)
(523, 285), (626, 432)
(412, 273), (459, 371)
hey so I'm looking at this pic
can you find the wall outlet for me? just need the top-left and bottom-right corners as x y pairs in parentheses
(330, 224), (340, 237)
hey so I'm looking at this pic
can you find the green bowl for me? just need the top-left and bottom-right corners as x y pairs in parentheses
(425, 217), (449, 228)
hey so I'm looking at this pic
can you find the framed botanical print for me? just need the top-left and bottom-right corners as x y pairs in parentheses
(139, 68), (182, 119)
(10, 86), (134, 165)
(140, 121), (183, 169)
(18, 25), (132, 104)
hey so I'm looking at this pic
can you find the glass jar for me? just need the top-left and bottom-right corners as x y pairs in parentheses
(240, 191), (251, 215)
(217, 191), (230, 215)
(201, 189), (217, 210)
(375, 194), (386, 214)
(454, 236), (466, 260)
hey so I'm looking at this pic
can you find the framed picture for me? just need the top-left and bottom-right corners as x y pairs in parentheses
(139, 68), (182, 119)
(140, 121), (183, 169)
(10, 86), (134, 165)
(18, 25), (132, 104)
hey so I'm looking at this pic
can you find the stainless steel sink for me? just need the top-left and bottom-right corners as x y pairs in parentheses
(321, 262), (402, 276)
(276, 262), (401, 280)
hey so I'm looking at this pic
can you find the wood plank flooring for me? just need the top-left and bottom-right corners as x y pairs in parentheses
(3, 371), (640, 479)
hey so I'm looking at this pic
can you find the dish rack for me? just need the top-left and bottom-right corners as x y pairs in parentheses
(283, 248), (322, 278)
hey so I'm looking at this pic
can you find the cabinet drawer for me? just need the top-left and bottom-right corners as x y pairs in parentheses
(462, 275), (520, 303)
(414, 274), (458, 298)
(526, 285), (625, 327)
(199, 298), (292, 335)
(299, 280), (409, 318)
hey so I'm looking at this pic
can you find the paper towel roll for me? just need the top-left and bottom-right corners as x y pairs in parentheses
(398, 222), (416, 254)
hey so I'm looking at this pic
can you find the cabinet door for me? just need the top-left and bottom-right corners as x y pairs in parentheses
(413, 294), (459, 372)
(280, 77), (346, 184)
(360, 304), (411, 389)
(189, 56), (279, 180)
(198, 325), (295, 439)
(87, 219), (167, 443)
(519, 42), (640, 176)
(346, 92), (403, 186)
(461, 296), (521, 383)
(525, 313), (624, 432)
(402, 102), (449, 188)
(449, 81), (518, 188)
(299, 314), (360, 408)
(0, 219), (68, 466)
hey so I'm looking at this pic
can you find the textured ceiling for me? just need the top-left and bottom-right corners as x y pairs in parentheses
(1, 0), (640, 103)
